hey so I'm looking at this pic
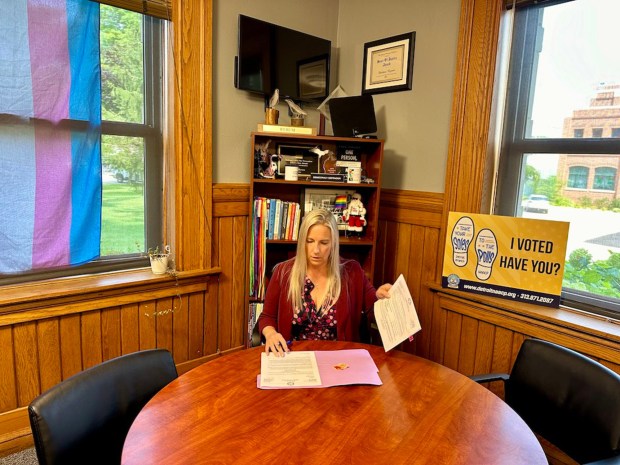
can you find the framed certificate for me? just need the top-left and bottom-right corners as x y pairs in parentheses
(362, 32), (415, 95)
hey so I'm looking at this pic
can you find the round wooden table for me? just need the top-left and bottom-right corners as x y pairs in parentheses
(122, 341), (546, 464)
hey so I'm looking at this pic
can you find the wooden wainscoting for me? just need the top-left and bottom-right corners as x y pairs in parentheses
(429, 288), (620, 376)
(0, 269), (220, 457)
(374, 188), (444, 358)
(213, 183), (250, 351)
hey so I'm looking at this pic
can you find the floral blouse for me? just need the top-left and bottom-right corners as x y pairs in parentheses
(291, 277), (337, 341)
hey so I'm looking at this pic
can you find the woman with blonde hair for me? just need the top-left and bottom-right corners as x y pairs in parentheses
(259, 209), (391, 355)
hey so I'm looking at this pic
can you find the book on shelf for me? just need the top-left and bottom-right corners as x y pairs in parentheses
(292, 206), (301, 241)
(267, 198), (276, 240)
(286, 202), (296, 240)
(257, 123), (317, 136)
(280, 202), (289, 240)
(273, 199), (281, 240)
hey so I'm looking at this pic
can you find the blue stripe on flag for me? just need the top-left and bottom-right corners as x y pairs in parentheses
(68, 0), (101, 264)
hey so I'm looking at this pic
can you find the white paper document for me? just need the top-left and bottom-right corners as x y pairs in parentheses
(374, 274), (422, 352)
(259, 351), (322, 388)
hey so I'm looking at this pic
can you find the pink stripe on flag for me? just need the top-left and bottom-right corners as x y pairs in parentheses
(32, 123), (72, 267)
(28, 0), (72, 266)
(27, 0), (71, 121)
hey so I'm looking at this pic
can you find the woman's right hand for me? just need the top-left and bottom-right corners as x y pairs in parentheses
(263, 327), (290, 357)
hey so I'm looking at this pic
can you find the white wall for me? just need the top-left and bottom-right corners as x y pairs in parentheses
(337, 0), (460, 192)
(213, 0), (461, 192)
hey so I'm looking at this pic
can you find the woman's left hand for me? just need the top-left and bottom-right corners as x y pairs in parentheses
(376, 283), (392, 299)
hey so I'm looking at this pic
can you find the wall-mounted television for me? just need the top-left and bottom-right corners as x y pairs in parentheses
(235, 15), (331, 103)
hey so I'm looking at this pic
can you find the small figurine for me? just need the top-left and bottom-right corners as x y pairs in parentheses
(254, 139), (276, 178)
(342, 193), (366, 237)
(265, 90), (280, 124)
(285, 98), (307, 126)
(262, 153), (280, 178)
(269, 89), (280, 109)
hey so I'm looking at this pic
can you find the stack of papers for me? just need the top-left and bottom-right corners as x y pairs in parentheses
(258, 349), (382, 389)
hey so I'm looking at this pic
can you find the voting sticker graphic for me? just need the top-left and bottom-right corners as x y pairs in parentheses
(442, 212), (570, 307)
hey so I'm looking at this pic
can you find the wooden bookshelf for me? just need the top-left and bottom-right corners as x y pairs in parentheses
(246, 132), (384, 345)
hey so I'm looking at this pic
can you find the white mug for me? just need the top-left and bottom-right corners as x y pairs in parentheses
(284, 165), (299, 181)
(347, 167), (362, 183)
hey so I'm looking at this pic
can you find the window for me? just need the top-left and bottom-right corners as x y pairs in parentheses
(567, 166), (589, 189)
(0, 3), (165, 282)
(496, 0), (620, 316)
(99, 5), (164, 261)
(593, 167), (616, 190)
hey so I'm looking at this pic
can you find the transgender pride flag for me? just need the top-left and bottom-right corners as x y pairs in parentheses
(0, 0), (101, 273)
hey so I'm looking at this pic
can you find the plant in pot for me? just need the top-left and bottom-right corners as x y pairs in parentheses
(148, 245), (171, 275)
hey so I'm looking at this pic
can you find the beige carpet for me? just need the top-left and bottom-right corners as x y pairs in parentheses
(0, 448), (38, 465)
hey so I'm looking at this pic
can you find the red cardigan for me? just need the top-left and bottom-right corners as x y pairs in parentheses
(258, 258), (377, 342)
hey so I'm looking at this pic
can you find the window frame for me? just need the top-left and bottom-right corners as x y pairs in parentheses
(100, 11), (165, 261)
(592, 167), (616, 191)
(494, 1), (620, 317)
(567, 166), (589, 189)
(0, 8), (165, 285)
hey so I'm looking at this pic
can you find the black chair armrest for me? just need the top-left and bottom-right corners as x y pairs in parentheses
(470, 373), (510, 383)
(584, 455), (620, 465)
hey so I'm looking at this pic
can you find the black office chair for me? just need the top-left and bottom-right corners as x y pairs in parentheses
(28, 349), (178, 465)
(471, 338), (620, 465)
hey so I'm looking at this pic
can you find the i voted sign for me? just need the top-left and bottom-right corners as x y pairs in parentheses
(442, 212), (569, 307)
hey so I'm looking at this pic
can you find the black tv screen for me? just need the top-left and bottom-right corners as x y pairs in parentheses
(235, 15), (331, 102)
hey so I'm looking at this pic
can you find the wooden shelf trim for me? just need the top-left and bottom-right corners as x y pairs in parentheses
(0, 268), (221, 320)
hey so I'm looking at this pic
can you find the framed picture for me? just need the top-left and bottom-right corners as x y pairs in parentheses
(277, 143), (318, 178)
(303, 188), (356, 232)
(298, 55), (329, 100)
(362, 32), (415, 95)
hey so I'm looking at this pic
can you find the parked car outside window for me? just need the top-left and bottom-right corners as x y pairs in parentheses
(524, 194), (549, 214)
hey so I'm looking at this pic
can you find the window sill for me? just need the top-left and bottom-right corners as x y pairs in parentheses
(427, 282), (620, 344)
(0, 267), (222, 315)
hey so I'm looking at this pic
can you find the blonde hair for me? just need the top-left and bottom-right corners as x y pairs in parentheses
(287, 209), (341, 310)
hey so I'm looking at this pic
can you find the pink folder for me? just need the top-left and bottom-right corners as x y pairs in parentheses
(257, 349), (382, 389)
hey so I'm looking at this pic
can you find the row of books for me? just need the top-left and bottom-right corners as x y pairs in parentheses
(247, 302), (263, 348)
(262, 198), (302, 241)
(249, 197), (301, 300)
